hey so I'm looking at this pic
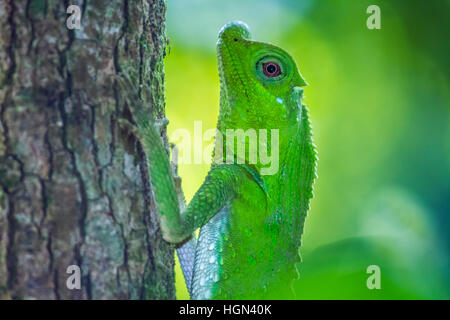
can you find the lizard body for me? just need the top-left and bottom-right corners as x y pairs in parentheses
(121, 21), (317, 299)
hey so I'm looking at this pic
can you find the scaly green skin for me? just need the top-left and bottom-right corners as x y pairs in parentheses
(121, 21), (317, 300)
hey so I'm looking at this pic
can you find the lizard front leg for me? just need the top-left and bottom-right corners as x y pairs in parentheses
(117, 74), (243, 296)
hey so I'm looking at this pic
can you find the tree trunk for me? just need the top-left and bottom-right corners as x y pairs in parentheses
(0, 0), (175, 299)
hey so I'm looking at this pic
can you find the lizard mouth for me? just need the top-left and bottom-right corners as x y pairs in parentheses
(216, 21), (252, 106)
(216, 21), (251, 62)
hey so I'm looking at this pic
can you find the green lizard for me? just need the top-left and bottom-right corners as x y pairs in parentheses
(119, 21), (317, 299)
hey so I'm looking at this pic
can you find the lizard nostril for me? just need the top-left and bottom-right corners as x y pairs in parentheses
(218, 21), (251, 41)
(233, 38), (238, 42)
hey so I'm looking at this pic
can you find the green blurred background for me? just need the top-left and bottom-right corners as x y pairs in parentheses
(164, 0), (450, 299)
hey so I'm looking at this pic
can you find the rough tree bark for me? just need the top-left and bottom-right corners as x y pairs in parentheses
(0, 0), (175, 299)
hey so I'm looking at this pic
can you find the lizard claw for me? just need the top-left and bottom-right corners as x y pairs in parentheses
(117, 118), (140, 138)
(155, 117), (169, 134)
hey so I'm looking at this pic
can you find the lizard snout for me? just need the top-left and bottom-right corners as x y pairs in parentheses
(218, 20), (251, 42)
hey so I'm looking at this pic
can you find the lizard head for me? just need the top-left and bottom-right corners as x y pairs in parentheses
(216, 21), (307, 131)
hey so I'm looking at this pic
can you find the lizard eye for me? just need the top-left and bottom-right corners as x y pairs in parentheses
(262, 62), (281, 77)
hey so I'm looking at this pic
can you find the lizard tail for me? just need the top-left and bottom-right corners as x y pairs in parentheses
(176, 236), (197, 297)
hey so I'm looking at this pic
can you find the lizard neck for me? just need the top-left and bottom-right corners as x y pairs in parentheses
(262, 104), (317, 255)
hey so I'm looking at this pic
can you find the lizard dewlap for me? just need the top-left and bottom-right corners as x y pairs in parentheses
(124, 20), (317, 300)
